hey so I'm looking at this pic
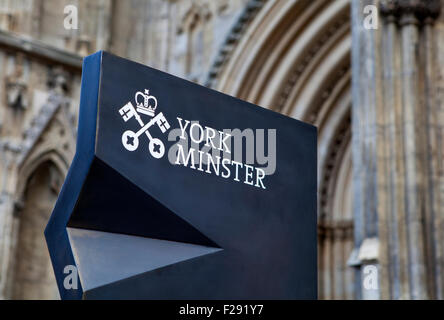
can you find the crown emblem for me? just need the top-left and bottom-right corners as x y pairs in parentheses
(135, 89), (157, 117)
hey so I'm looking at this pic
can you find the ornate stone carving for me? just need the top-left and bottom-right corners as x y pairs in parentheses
(17, 94), (67, 166)
(178, 3), (212, 35)
(205, 0), (267, 88)
(379, 0), (441, 23)
(5, 55), (28, 110)
(47, 67), (69, 94)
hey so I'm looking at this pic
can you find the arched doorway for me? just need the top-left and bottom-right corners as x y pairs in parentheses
(12, 161), (62, 299)
(210, 0), (354, 299)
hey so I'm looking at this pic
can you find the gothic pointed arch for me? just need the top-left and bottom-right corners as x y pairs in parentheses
(4, 92), (76, 299)
(9, 160), (62, 299)
(209, 0), (353, 299)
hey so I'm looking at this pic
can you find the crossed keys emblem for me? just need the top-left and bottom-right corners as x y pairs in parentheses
(119, 89), (170, 159)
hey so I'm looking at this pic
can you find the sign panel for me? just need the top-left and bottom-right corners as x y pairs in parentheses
(45, 51), (317, 299)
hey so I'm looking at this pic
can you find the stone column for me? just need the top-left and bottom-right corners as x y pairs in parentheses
(351, 0), (382, 300)
(352, 0), (443, 299)
(379, 2), (410, 299)
(422, 2), (444, 300)
(0, 142), (21, 299)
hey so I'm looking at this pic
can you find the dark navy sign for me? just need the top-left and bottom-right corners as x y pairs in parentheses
(45, 51), (317, 300)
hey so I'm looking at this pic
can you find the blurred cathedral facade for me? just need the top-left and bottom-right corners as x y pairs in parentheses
(0, 0), (443, 300)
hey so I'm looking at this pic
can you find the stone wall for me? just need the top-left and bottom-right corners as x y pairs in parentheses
(0, 0), (249, 82)
(0, 0), (442, 300)
(0, 0), (251, 300)
(352, 0), (444, 299)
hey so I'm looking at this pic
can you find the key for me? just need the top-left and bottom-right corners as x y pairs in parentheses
(121, 112), (169, 158)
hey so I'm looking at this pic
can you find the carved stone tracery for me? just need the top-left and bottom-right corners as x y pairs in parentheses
(379, 0), (441, 23)
(5, 55), (28, 111)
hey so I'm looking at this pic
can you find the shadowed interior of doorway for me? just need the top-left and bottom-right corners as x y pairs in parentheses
(11, 161), (61, 300)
